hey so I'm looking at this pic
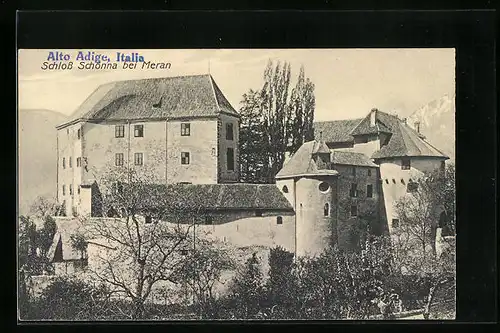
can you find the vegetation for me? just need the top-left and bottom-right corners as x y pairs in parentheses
(239, 60), (315, 183)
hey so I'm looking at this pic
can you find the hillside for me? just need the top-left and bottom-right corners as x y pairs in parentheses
(18, 109), (67, 215)
(407, 94), (456, 162)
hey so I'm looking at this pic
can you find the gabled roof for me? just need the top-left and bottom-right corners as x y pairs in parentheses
(372, 121), (449, 160)
(57, 74), (238, 129)
(138, 183), (294, 212)
(276, 140), (339, 179)
(331, 151), (379, 167)
(350, 111), (394, 136)
(314, 118), (363, 143)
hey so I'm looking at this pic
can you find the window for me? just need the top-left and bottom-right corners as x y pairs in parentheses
(319, 182), (330, 193)
(350, 183), (358, 197)
(69, 184), (73, 195)
(350, 205), (358, 217)
(69, 157), (72, 168)
(226, 123), (234, 140)
(134, 153), (143, 166)
(392, 219), (400, 228)
(368, 169), (372, 176)
(145, 216), (152, 224)
(401, 158), (411, 170)
(367, 184), (373, 198)
(180, 249), (189, 256)
(276, 216), (283, 225)
(282, 185), (289, 193)
(352, 167), (356, 176)
(181, 152), (190, 165)
(324, 203), (330, 217)
(211, 147), (216, 156)
(62, 157), (66, 169)
(181, 123), (190, 136)
(76, 157), (81, 167)
(62, 185), (66, 196)
(227, 148), (235, 171)
(77, 186), (81, 195)
(385, 179), (389, 184)
(134, 124), (144, 137)
(115, 125), (125, 138)
(205, 216), (213, 225)
(77, 128), (82, 139)
(255, 211), (263, 217)
(115, 153), (124, 166)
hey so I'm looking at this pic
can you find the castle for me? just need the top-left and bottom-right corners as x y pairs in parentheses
(49, 74), (449, 274)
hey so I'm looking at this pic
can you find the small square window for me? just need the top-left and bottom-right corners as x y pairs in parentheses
(180, 249), (189, 256)
(181, 152), (190, 165)
(350, 205), (358, 217)
(134, 125), (144, 137)
(145, 216), (152, 224)
(401, 158), (411, 170)
(181, 123), (191, 136)
(134, 153), (143, 166)
(226, 123), (234, 140)
(115, 153), (124, 166)
(276, 216), (283, 225)
(392, 219), (400, 228)
(115, 125), (125, 138)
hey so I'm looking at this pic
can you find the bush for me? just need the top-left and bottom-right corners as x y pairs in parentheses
(25, 277), (110, 320)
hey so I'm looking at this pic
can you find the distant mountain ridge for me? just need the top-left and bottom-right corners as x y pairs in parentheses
(18, 109), (68, 215)
(407, 94), (456, 162)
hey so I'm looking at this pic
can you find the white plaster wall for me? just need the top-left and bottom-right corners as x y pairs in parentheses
(167, 119), (218, 184)
(295, 177), (336, 257)
(276, 178), (296, 208)
(379, 157), (445, 234)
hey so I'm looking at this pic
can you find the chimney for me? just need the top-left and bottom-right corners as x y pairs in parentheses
(370, 108), (377, 127)
(414, 121), (421, 133)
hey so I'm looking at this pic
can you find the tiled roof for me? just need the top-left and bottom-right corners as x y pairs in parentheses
(314, 118), (363, 143)
(331, 151), (379, 167)
(58, 74), (238, 128)
(139, 183), (294, 212)
(350, 111), (394, 136)
(276, 141), (339, 179)
(372, 120), (449, 160)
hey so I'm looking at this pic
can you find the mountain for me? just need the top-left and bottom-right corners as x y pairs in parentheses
(407, 94), (456, 162)
(18, 109), (68, 215)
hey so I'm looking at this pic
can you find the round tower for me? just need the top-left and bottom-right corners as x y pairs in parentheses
(295, 176), (337, 257)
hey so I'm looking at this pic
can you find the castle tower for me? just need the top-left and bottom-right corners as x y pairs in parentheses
(275, 140), (339, 257)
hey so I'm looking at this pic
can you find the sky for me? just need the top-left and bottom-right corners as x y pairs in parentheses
(18, 49), (455, 121)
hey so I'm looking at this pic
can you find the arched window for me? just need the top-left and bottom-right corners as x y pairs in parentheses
(282, 185), (289, 193)
(324, 203), (330, 217)
(276, 216), (283, 225)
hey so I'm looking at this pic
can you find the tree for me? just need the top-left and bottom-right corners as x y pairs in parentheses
(238, 60), (316, 183)
(227, 252), (265, 318)
(393, 164), (456, 319)
(174, 239), (234, 318)
(38, 215), (57, 258)
(74, 167), (217, 319)
(265, 246), (296, 318)
(29, 195), (57, 218)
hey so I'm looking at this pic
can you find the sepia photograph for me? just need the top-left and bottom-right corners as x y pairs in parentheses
(17, 48), (456, 321)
